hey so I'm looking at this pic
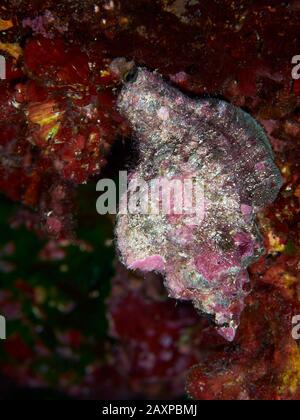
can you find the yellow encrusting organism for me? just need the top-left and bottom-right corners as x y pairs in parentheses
(28, 100), (64, 143)
(279, 344), (300, 396)
(267, 231), (285, 254)
(0, 42), (22, 59)
(0, 18), (13, 31)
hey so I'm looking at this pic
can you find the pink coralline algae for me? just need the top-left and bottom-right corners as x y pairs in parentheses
(116, 67), (283, 341)
(22, 11), (68, 38)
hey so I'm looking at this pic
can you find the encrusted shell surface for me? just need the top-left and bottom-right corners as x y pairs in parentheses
(116, 68), (283, 341)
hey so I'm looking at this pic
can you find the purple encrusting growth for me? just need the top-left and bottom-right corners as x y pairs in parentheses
(115, 67), (283, 341)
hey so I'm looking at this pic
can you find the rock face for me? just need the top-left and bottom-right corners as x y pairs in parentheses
(116, 67), (283, 341)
